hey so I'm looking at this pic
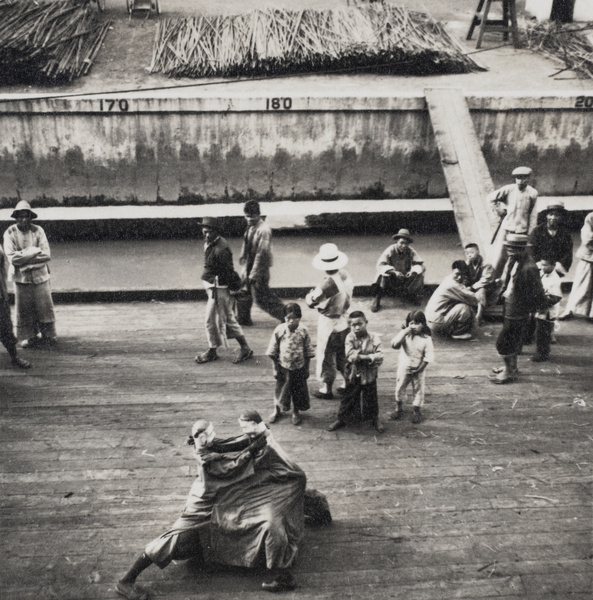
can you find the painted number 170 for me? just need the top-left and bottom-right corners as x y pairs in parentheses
(265, 98), (292, 110)
(99, 99), (130, 112)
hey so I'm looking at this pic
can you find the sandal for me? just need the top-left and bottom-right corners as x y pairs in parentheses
(233, 348), (253, 364)
(195, 350), (218, 364)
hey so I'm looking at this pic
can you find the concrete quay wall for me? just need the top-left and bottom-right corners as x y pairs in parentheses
(0, 93), (592, 206)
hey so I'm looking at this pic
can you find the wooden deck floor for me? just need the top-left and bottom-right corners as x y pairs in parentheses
(1, 297), (592, 600)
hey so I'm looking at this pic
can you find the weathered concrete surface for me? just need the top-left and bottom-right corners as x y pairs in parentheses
(1, 94), (593, 205)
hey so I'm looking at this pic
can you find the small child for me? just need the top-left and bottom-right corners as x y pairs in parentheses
(327, 310), (384, 433)
(390, 310), (434, 424)
(531, 258), (562, 362)
(266, 303), (315, 426)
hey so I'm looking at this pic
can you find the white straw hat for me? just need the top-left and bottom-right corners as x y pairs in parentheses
(312, 243), (348, 271)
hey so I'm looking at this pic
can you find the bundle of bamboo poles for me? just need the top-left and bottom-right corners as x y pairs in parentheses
(150, 4), (483, 78)
(524, 20), (593, 79)
(0, 0), (112, 84)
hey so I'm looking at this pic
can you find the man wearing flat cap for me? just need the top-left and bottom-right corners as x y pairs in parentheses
(488, 166), (539, 278)
(371, 228), (426, 312)
(3, 200), (57, 348)
(529, 199), (573, 278)
(195, 217), (253, 365)
(489, 233), (547, 384)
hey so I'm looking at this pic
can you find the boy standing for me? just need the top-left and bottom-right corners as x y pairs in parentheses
(266, 303), (315, 426)
(531, 258), (562, 362)
(327, 311), (384, 433)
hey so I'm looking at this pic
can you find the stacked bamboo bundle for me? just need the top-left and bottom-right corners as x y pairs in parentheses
(150, 4), (483, 78)
(0, 0), (112, 84)
(524, 21), (593, 79)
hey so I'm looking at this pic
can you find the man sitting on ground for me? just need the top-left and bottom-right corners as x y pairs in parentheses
(425, 260), (478, 341)
(371, 228), (425, 312)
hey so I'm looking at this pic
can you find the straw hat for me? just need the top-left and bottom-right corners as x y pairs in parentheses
(503, 233), (531, 247)
(543, 199), (566, 214)
(312, 243), (348, 271)
(391, 228), (414, 243)
(512, 166), (532, 177)
(11, 200), (38, 220)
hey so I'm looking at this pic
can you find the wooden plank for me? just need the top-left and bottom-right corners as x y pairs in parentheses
(425, 88), (498, 252)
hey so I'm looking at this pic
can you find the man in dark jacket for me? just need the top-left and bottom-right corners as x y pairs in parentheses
(195, 217), (253, 364)
(0, 245), (30, 368)
(489, 234), (547, 384)
(529, 199), (573, 278)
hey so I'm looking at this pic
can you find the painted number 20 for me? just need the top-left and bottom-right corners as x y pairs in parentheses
(575, 96), (593, 108)
(265, 98), (292, 110)
(99, 99), (130, 112)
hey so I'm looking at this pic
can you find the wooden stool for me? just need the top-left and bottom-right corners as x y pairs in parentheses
(467, 0), (519, 49)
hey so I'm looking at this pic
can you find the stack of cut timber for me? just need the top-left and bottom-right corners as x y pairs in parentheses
(0, 0), (112, 84)
(150, 4), (484, 78)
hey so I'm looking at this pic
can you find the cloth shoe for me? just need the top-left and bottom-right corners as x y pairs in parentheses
(291, 413), (302, 426)
(370, 295), (381, 313)
(373, 419), (385, 433)
(557, 311), (573, 321)
(232, 348), (253, 364)
(11, 356), (31, 369)
(268, 410), (282, 424)
(195, 349), (218, 364)
(262, 571), (296, 593)
(327, 420), (344, 432)
(411, 409), (422, 424)
(314, 390), (334, 400)
(530, 354), (548, 362)
(116, 581), (149, 600)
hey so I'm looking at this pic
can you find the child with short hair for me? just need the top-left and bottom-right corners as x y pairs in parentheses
(531, 257), (562, 362)
(390, 310), (434, 424)
(327, 310), (384, 433)
(266, 303), (315, 426)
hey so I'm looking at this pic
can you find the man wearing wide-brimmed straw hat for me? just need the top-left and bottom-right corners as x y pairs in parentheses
(195, 217), (253, 365)
(371, 228), (425, 312)
(305, 243), (354, 399)
(3, 200), (57, 348)
(529, 198), (573, 278)
(488, 166), (539, 278)
(489, 233), (547, 384)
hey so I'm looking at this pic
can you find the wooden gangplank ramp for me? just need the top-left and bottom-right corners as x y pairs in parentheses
(1, 299), (591, 599)
(425, 88), (498, 252)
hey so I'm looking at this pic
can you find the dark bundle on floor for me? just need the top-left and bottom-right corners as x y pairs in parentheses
(524, 20), (593, 79)
(150, 4), (484, 78)
(0, 0), (112, 84)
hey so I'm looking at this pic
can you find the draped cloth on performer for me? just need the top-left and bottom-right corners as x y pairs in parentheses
(145, 432), (306, 571)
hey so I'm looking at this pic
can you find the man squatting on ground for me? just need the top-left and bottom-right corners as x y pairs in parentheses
(235, 200), (285, 326)
(0, 243), (31, 369)
(371, 228), (425, 312)
(194, 217), (253, 365)
(489, 234), (547, 384)
(305, 243), (354, 400)
(327, 310), (385, 434)
(117, 413), (302, 599)
(425, 260), (479, 341)
(488, 166), (538, 279)
(464, 243), (495, 324)
(3, 200), (57, 348)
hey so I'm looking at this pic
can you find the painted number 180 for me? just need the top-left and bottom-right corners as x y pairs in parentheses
(265, 97), (292, 110)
